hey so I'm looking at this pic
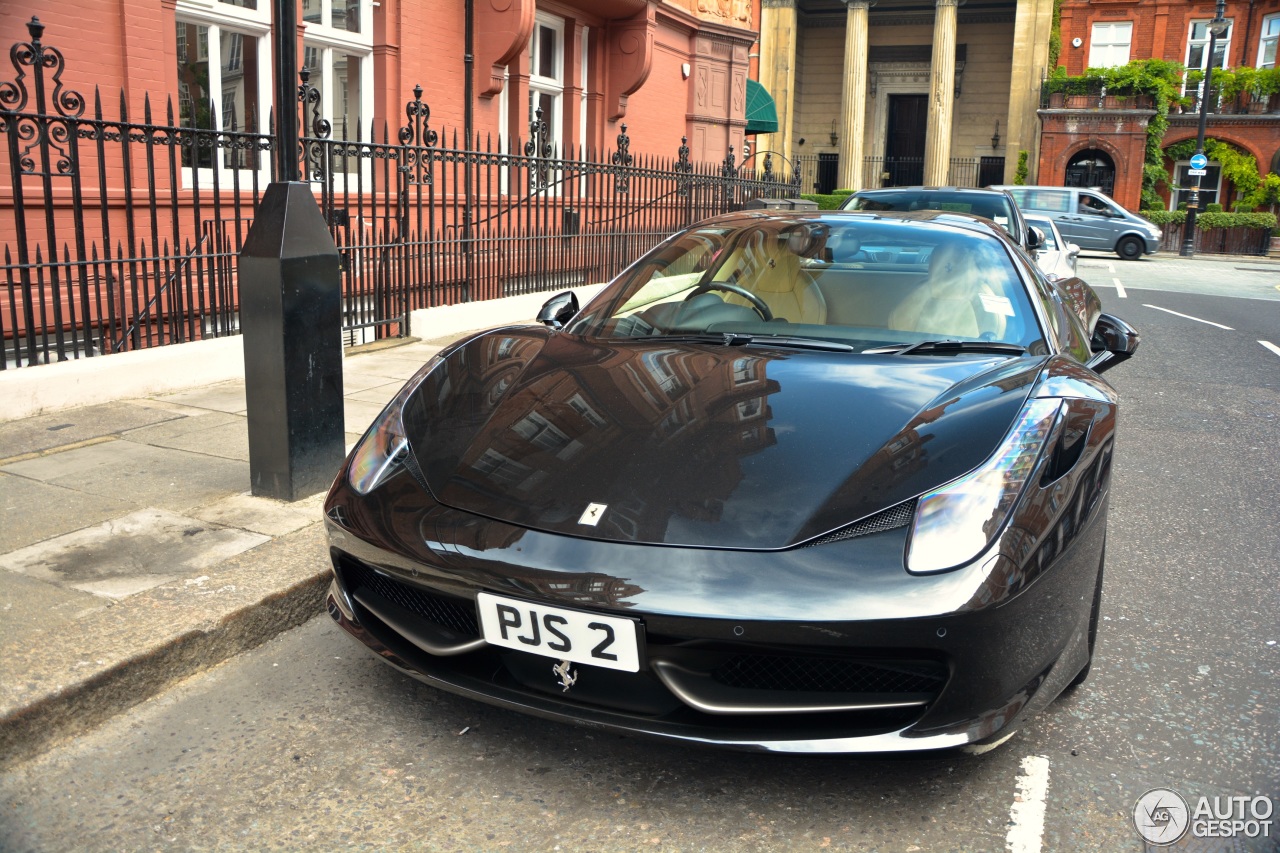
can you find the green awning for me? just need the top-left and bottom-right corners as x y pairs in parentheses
(744, 78), (779, 135)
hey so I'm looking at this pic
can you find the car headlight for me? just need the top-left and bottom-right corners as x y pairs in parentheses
(346, 354), (441, 494)
(906, 398), (1063, 574)
(1146, 225), (1162, 238)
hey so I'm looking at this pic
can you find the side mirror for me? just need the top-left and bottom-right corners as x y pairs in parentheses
(1087, 312), (1139, 373)
(536, 290), (580, 330)
(1027, 225), (1045, 251)
(1066, 243), (1081, 258)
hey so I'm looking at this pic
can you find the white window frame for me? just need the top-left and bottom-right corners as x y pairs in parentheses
(529, 13), (566, 154)
(299, 0), (373, 189)
(579, 26), (589, 153)
(174, 1), (272, 187)
(1184, 18), (1234, 80)
(1259, 14), (1279, 68)
(1169, 160), (1223, 211)
(1088, 22), (1132, 68)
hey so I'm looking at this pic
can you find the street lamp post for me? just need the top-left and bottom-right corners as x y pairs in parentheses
(1179, 0), (1228, 258)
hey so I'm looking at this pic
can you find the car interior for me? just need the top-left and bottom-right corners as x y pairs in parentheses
(597, 221), (1036, 350)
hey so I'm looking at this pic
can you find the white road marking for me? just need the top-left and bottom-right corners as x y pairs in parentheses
(1260, 340), (1280, 359)
(1107, 262), (1116, 274)
(1112, 277), (1127, 298)
(1006, 755), (1051, 853)
(1142, 304), (1234, 330)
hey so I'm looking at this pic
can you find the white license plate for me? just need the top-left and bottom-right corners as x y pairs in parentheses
(476, 593), (641, 673)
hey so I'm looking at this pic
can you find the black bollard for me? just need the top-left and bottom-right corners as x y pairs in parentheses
(238, 181), (344, 501)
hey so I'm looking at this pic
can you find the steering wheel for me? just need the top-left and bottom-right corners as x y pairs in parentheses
(685, 281), (774, 321)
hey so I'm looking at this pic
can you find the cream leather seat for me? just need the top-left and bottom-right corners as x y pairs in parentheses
(721, 230), (827, 324)
(888, 242), (1007, 339)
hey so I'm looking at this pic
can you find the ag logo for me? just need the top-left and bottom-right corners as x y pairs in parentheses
(1134, 788), (1190, 845)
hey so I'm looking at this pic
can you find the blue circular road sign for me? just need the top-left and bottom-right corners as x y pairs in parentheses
(1190, 153), (1208, 170)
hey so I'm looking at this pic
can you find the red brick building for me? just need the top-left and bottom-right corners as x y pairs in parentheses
(1038, 0), (1280, 211)
(0, 0), (761, 165)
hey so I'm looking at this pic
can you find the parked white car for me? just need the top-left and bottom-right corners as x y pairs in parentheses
(1026, 214), (1081, 282)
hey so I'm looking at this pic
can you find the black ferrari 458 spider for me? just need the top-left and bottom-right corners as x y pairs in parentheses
(322, 209), (1138, 754)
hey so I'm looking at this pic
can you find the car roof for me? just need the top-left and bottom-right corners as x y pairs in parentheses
(693, 208), (1017, 242)
(855, 186), (1012, 195)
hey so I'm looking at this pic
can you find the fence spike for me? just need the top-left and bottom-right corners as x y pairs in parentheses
(144, 92), (152, 125)
(94, 86), (103, 120)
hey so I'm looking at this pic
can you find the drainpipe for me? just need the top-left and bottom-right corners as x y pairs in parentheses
(1241, 0), (1256, 66)
(464, 0), (474, 295)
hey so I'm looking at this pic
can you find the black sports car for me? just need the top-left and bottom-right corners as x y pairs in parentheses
(323, 210), (1139, 754)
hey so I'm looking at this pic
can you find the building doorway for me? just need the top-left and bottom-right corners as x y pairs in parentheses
(1064, 149), (1116, 196)
(816, 153), (839, 194)
(885, 94), (927, 186)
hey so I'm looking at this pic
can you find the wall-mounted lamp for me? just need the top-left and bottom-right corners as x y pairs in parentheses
(991, 120), (1001, 150)
(797, 137), (806, 146)
(681, 63), (691, 79)
(829, 120), (839, 147)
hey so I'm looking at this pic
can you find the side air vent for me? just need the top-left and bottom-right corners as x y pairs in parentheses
(804, 500), (916, 547)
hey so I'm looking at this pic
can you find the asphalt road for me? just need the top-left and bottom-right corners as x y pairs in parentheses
(2, 255), (1278, 852)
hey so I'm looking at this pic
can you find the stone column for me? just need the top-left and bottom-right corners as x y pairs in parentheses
(838, 0), (872, 191)
(758, 0), (799, 163)
(1004, 0), (1054, 183)
(923, 0), (960, 186)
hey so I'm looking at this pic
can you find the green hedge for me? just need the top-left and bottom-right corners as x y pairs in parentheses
(799, 191), (854, 210)
(1140, 210), (1277, 230)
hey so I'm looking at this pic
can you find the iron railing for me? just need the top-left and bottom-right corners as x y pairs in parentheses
(1156, 222), (1272, 255)
(0, 17), (797, 369)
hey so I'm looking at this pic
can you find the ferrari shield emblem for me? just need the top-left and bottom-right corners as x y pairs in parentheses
(578, 503), (607, 526)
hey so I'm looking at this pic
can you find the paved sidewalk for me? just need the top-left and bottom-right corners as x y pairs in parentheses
(0, 334), (466, 769)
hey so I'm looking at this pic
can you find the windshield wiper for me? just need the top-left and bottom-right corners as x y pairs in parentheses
(862, 340), (1028, 356)
(630, 332), (854, 352)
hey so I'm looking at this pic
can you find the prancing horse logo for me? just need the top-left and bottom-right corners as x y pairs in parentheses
(552, 659), (578, 692)
(578, 503), (607, 526)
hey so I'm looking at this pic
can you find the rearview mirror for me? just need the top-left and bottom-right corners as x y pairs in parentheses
(1087, 312), (1139, 373)
(537, 290), (580, 330)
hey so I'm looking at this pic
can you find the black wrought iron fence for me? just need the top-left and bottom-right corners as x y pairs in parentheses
(1, 17), (794, 369)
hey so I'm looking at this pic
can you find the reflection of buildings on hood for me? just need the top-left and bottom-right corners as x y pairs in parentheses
(499, 567), (646, 609)
(448, 336), (779, 542)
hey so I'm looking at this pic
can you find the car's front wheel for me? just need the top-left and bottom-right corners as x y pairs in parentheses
(1115, 235), (1143, 261)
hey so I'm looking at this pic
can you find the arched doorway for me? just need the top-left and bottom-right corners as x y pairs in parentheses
(1064, 150), (1116, 196)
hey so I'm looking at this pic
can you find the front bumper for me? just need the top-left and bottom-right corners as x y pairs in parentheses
(322, 470), (1109, 753)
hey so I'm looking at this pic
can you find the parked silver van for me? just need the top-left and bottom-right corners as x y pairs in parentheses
(991, 186), (1163, 261)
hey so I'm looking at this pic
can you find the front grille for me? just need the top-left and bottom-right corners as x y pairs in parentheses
(805, 500), (916, 547)
(341, 558), (480, 638)
(711, 654), (946, 695)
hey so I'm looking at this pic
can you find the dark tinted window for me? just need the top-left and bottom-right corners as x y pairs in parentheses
(849, 191), (1015, 237)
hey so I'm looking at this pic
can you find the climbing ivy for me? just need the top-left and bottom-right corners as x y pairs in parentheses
(1047, 0), (1064, 70)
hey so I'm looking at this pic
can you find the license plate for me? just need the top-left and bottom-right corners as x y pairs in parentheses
(476, 593), (641, 672)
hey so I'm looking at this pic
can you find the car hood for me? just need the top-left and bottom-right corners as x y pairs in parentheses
(402, 329), (1043, 550)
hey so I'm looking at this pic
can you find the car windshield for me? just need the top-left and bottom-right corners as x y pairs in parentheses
(567, 216), (1047, 353)
(847, 191), (1015, 236)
